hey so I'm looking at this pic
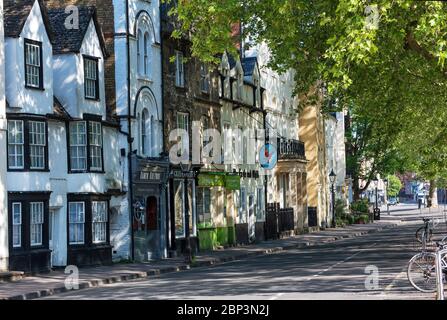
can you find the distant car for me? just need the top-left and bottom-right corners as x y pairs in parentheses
(388, 197), (398, 206)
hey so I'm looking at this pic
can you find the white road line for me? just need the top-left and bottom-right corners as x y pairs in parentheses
(384, 267), (408, 292)
(305, 242), (377, 281)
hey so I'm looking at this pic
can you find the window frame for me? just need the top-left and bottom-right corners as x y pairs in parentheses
(68, 202), (86, 245)
(8, 193), (50, 253)
(176, 112), (189, 158)
(68, 118), (104, 174)
(199, 64), (210, 94)
(7, 116), (49, 172)
(92, 201), (108, 244)
(24, 39), (43, 90)
(30, 202), (44, 247)
(175, 50), (185, 88)
(12, 202), (22, 248)
(67, 195), (110, 248)
(83, 55), (100, 101)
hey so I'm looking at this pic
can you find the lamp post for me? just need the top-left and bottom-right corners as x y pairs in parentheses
(384, 178), (389, 215)
(373, 177), (379, 211)
(329, 170), (337, 228)
(180, 162), (193, 264)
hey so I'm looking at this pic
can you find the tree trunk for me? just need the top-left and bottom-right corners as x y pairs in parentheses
(353, 178), (361, 201)
(429, 180), (438, 208)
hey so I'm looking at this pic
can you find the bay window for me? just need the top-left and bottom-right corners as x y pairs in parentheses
(68, 197), (110, 247)
(69, 120), (103, 173)
(7, 118), (47, 171)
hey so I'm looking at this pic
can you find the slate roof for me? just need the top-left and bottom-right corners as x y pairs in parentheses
(4, 0), (54, 42)
(47, 6), (108, 57)
(242, 56), (258, 77)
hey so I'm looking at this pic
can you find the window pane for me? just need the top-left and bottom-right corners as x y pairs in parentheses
(29, 121), (46, 169)
(25, 42), (41, 87)
(69, 202), (85, 244)
(84, 58), (98, 99)
(70, 122), (87, 171)
(92, 201), (107, 243)
(12, 203), (22, 248)
(8, 120), (24, 169)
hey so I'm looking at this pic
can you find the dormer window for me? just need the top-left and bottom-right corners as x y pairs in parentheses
(25, 39), (43, 89)
(84, 56), (99, 100)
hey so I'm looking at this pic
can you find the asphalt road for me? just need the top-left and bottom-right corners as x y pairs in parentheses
(43, 203), (447, 300)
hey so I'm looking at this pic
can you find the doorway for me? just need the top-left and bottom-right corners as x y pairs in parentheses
(133, 196), (161, 261)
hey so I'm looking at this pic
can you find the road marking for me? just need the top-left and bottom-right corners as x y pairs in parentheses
(269, 292), (285, 300)
(305, 242), (377, 281)
(384, 267), (408, 292)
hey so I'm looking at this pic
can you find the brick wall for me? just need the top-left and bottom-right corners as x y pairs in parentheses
(43, 0), (116, 118)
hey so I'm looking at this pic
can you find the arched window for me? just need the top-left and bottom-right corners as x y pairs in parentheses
(141, 109), (149, 155)
(144, 32), (149, 76)
(137, 29), (143, 75)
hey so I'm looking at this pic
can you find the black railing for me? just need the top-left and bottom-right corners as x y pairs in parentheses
(277, 138), (306, 160)
(265, 203), (295, 240)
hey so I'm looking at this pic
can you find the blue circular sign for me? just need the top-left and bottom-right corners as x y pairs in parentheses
(259, 143), (278, 170)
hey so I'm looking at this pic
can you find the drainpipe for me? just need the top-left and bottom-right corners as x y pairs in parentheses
(125, 0), (135, 261)
(262, 88), (268, 227)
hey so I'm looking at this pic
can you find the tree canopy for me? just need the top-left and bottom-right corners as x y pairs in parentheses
(167, 0), (447, 184)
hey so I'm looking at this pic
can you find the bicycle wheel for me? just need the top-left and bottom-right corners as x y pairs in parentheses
(416, 227), (433, 244)
(407, 252), (437, 293)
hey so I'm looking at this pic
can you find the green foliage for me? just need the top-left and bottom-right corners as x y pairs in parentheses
(350, 199), (369, 213)
(166, 0), (447, 186)
(387, 175), (402, 197)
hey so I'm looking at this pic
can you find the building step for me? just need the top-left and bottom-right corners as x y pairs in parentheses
(0, 271), (25, 283)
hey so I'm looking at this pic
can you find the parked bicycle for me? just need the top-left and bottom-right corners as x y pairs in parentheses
(408, 241), (447, 293)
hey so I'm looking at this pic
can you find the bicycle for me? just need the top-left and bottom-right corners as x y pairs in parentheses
(407, 241), (447, 293)
(415, 218), (434, 246)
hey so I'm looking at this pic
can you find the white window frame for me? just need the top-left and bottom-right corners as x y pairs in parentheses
(12, 203), (22, 248)
(25, 41), (41, 88)
(175, 51), (185, 88)
(89, 121), (103, 171)
(29, 121), (46, 170)
(84, 58), (98, 100)
(8, 120), (24, 169)
(69, 202), (85, 245)
(69, 122), (88, 172)
(30, 202), (44, 247)
(92, 201), (108, 244)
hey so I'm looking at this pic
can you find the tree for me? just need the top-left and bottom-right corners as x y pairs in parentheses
(387, 175), (402, 198)
(167, 0), (447, 189)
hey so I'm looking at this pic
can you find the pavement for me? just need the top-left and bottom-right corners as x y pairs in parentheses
(2, 202), (445, 300)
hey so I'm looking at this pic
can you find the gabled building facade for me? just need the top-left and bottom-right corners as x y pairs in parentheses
(3, 0), (127, 272)
(219, 52), (266, 245)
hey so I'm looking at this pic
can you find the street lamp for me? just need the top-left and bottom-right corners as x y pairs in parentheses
(329, 170), (337, 228)
(373, 177), (379, 210)
(384, 178), (389, 215)
(180, 161), (193, 264)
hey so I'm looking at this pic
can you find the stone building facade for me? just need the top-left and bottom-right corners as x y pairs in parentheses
(161, 3), (223, 254)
